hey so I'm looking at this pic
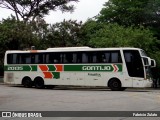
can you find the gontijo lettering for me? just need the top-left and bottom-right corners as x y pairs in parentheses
(82, 66), (111, 71)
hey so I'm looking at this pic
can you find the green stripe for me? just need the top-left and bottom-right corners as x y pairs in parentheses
(52, 72), (60, 79)
(31, 65), (37, 71)
(4, 64), (122, 72)
(4, 65), (37, 71)
(116, 64), (122, 72)
(64, 64), (122, 72)
(48, 65), (56, 71)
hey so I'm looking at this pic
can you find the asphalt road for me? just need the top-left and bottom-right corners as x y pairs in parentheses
(1, 84), (160, 120)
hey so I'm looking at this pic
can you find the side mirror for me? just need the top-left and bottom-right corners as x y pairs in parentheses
(142, 57), (151, 66)
(151, 59), (156, 68)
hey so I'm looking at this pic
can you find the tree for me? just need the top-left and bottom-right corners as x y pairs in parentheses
(0, 16), (41, 51)
(80, 20), (160, 78)
(0, 17), (40, 76)
(80, 20), (159, 63)
(96, 0), (160, 79)
(97, 0), (160, 27)
(44, 19), (82, 47)
(0, 0), (78, 22)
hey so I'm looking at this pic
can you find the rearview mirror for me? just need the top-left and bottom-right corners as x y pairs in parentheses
(151, 59), (156, 68)
(142, 57), (150, 66)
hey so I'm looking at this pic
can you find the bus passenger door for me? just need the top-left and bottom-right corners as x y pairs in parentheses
(123, 50), (144, 87)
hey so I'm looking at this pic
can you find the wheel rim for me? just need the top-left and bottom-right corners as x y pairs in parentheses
(35, 78), (44, 88)
(113, 82), (119, 88)
(24, 79), (31, 87)
(36, 80), (43, 87)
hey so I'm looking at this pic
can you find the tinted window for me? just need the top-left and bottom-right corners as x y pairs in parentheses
(7, 54), (12, 64)
(7, 53), (45, 64)
(98, 51), (122, 63)
(7, 51), (122, 64)
(124, 50), (144, 78)
(80, 51), (122, 63)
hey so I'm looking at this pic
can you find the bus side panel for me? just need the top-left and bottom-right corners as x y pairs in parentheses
(70, 72), (85, 86)
(4, 72), (15, 84)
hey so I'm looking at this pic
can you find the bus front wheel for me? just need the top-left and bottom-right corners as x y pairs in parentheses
(34, 77), (44, 89)
(108, 78), (122, 91)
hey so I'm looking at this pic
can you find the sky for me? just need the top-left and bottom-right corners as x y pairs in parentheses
(0, 0), (107, 24)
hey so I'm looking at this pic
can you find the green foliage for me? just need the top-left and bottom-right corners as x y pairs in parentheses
(80, 21), (160, 65)
(0, 0), (78, 22)
(95, 0), (160, 78)
(97, 0), (160, 41)
(44, 20), (82, 47)
(0, 17), (40, 50)
(97, 0), (160, 27)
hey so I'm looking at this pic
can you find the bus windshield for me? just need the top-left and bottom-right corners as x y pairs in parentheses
(140, 50), (148, 57)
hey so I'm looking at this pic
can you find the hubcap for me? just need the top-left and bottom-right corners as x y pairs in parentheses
(113, 82), (118, 87)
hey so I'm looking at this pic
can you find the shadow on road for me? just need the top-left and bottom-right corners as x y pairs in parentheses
(1, 84), (153, 92)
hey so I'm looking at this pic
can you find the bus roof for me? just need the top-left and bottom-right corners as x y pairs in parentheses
(47, 46), (91, 50)
(5, 47), (142, 53)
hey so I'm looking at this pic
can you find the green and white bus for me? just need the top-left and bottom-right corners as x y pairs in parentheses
(4, 47), (156, 91)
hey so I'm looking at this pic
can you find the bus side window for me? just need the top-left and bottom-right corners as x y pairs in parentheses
(90, 52), (97, 63)
(67, 53), (73, 63)
(82, 53), (88, 63)
(77, 53), (82, 63)
(92, 52), (97, 63)
(18, 54), (25, 64)
(96, 52), (106, 63)
(12, 54), (18, 64)
(48, 53), (60, 64)
(63, 54), (68, 63)
(72, 53), (77, 63)
(45, 54), (50, 64)
(35, 54), (39, 64)
(111, 51), (122, 63)
(7, 54), (13, 64)
(111, 52), (119, 63)
(101, 54), (107, 63)
(34, 54), (43, 64)
(31, 54), (35, 64)
(25, 54), (31, 64)
(104, 52), (110, 63)
(72, 52), (82, 63)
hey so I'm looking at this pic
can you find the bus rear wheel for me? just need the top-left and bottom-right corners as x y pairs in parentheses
(34, 77), (44, 89)
(22, 77), (33, 88)
(109, 78), (122, 91)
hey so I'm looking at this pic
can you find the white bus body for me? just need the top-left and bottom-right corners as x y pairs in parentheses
(4, 47), (155, 91)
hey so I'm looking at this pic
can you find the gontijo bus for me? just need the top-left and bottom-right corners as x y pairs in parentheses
(4, 47), (156, 91)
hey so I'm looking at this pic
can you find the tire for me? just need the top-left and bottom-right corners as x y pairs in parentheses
(109, 79), (122, 91)
(22, 77), (33, 88)
(34, 77), (44, 89)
